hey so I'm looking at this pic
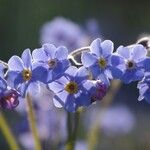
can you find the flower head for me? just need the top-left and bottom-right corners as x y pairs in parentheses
(32, 44), (70, 83)
(7, 49), (47, 97)
(81, 38), (122, 85)
(116, 44), (150, 83)
(48, 66), (92, 112)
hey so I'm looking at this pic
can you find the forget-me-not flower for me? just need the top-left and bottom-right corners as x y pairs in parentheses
(48, 66), (92, 112)
(32, 44), (70, 83)
(81, 38), (122, 85)
(116, 44), (150, 83)
(7, 49), (47, 97)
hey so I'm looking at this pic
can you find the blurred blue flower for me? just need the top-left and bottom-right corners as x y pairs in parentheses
(40, 17), (89, 52)
(81, 38), (122, 85)
(137, 73), (150, 103)
(116, 44), (149, 83)
(7, 49), (47, 97)
(32, 44), (70, 83)
(48, 66), (92, 112)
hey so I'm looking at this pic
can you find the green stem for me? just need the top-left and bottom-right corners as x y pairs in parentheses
(26, 93), (42, 150)
(0, 112), (20, 150)
(87, 124), (99, 150)
(66, 110), (81, 150)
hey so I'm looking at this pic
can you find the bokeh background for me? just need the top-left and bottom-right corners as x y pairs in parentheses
(1, 0), (150, 149)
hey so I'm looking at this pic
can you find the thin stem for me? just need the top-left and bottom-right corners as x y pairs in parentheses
(26, 93), (42, 150)
(66, 110), (81, 150)
(66, 112), (73, 150)
(0, 112), (20, 150)
(87, 124), (99, 150)
(68, 47), (90, 67)
(0, 60), (8, 68)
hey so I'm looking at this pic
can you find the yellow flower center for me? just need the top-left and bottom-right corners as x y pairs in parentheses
(22, 69), (32, 81)
(98, 58), (107, 69)
(48, 59), (57, 69)
(65, 81), (78, 94)
(126, 60), (135, 70)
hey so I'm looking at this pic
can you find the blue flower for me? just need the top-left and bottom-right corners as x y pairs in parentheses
(48, 66), (92, 112)
(7, 49), (47, 97)
(32, 44), (70, 83)
(137, 73), (150, 103)
(81, 38), (122, 85)
(116, 44), (149, 83)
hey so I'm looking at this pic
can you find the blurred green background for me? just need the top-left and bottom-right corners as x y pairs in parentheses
(1, 0), (150, 149)
(1, 0), (150, 60)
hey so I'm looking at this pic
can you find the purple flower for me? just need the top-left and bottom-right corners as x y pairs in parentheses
(81, 38), (122, 85)
(137, 73), (150, 103)
(48, 66), (92, 112)
(32, 44), (70, 83)
(90, 80), (108, 103)
(40, 17), (88, 52)
(0, 87), (20, 110)
(7, 49), (47, 97)
(116, 44), (150, 83)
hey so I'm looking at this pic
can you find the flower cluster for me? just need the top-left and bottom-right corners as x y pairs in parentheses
(0, 38), (150, 112)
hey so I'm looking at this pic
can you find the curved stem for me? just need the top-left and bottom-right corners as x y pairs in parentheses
(0, 60), (8, 68)
(0, 112), (20, 150)
(26, 93), (42, 150)
(68, 47), (90, 67)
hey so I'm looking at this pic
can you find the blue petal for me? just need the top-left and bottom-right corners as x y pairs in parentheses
(48, 81), (64, 93)
(90, 38), (102, 57)
(89, 65), (101, 79)
(21, 49), (32, 68)
(81, 52), (97, 67)
(110, 54), (125, 66)
(101, 40), (114, 57)
(133, 69), (144, 81)
(53, 90), (69, 108)
(0, 77), (7, 92)
(27, 82), (40, 97)
(121, 71), (134, 84)
(108, 66), (123, 79)
(116, 46), (131, 59)
(18, 83), (29, 97)
(8, 56), (24, 71)
(97, 74), (110, 86)
(75, 67), (89, 83)
(76, 92), (91, 107)
(43, 44), (56, 59)
(32, 48), (48, 62)
(64, 66), (78, 79)
(55, 46), (68, 60)
(139, 57), (150, 71)
(64, 94), (76, 112)
(32, 66), (47, 83)
(132, 44), (147, 61)
(52, 60), (69, 80)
